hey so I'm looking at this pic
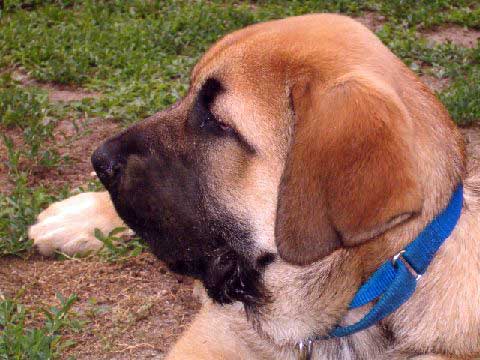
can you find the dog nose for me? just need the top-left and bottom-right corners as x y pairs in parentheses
(91, 139), (124, 187)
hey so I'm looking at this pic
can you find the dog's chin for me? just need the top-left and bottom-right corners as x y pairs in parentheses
(134, 227), (207, 278)
(147, 230), (267, 306)
(111, 208), (267, 306)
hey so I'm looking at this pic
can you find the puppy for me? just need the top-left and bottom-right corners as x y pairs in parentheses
(30, 14), (480, 359)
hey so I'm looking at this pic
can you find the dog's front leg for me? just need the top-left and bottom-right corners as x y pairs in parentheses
(167, 303), (266, 360)
(29, 191), (126, 256)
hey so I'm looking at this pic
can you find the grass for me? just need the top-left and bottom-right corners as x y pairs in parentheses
(0, 72), (68, 256)
(0, 74), (63, 173)
(0, 177), (67, 256)
(93, 227), (146, 263)
(0, 293), (82, 359)
(440, 67), (480, 125)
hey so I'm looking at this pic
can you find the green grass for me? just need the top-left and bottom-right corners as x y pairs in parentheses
(0, 0), (479, 258)
(372, 0), (480, 28)
(0, 74), (49, 129)
(0, 73), (68, 256)
(0, 177), (66, 256)
(93, 227), (146, 263)
(1, 0), (478, 125)
(440, 68), (480, 125)
(0, 293), (82, 360)
(0, 75), (63, 175)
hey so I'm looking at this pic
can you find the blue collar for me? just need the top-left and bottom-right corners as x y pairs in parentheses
(326, 184), (464, 338)
(296, 185), (463, 357)
(297, 184), (463, 350)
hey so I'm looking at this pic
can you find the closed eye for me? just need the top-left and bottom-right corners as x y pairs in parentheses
(196, 98), (235, 136)
(194, 78), (236, 136)
(193, 77), (256, 154)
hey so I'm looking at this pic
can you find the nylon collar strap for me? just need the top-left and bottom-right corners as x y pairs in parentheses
(298, 184), (464, 353)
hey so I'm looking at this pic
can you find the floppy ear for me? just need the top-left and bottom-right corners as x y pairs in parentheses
(275, 73), (423, 265)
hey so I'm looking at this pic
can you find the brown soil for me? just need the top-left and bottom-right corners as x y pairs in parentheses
(0, 253), (199, 359)
(44, 117), (121, 190)
(354, 11), (386, 32)
(1, 71), (107, 194)
(424, 25), (480, 48)
(12, 71), (101, 102)
(419, 74), (450, 92)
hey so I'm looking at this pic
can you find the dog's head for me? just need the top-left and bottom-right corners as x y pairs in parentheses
(92, 14), (464, 311)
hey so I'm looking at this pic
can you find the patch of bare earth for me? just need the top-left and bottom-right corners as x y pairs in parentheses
(44, 117), (121, 189)
(419, 74), (450, 93)
(12, 71), (101, 102)
(424, 25), (480, 48)
(354, 11), (386, 32)
(0, 253), (200, 359)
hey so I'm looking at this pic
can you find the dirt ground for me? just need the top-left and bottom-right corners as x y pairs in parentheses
(0, 116), (121, 194)
(0, 253), (199, 359)
(424, 25), (480, 49)
(1, 18), (479, 359)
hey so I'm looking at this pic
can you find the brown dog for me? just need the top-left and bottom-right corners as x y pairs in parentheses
(29, 14), (480, 359)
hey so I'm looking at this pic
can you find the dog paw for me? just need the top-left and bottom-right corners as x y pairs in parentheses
(29, 192), (126, 256)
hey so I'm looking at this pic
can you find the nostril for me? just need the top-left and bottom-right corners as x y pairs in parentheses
(91, 142), (124, 186)
(103, 161), (123, 182)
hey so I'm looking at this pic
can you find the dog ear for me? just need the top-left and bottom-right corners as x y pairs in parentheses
(275, 73), (423, 265)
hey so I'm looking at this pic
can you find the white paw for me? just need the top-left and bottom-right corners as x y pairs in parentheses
(29, 192), (127, 256)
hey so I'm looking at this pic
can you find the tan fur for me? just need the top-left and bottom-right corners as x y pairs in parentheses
(167, 14), (475, 359)
(30, 14), (479, 359)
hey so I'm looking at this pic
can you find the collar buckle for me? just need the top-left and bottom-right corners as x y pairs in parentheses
(296, 338), (314, 360)
(392, 250), (422, 281)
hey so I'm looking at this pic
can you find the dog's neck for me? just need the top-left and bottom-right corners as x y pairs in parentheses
(245, 181), (466, 351)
